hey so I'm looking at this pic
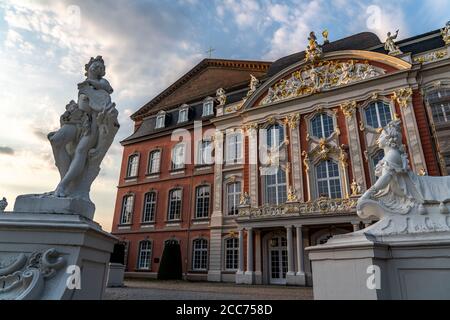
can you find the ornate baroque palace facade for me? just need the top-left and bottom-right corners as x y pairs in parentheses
(112, 24), (450, 285)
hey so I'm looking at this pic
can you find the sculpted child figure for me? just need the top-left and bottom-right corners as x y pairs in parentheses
(47, 56), (119, 200)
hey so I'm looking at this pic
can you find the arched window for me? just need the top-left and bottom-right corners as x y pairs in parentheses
(264, 168), (287, 205)
(192, 238), (208, 270)
(227, 182), (241, 216)
(266, 124), (285, 149)
(316, 160), (342, 199)
(224, 237), (239, 270)
(168, 189), (182, 221)
(148, 150), (161, 174)
(371, 150), (385, 182)
(120, 194), (134, 225)
(311, 113), (334, 139)
(137, 240), (152, 270)
(364, 101), (392, 128)
(195, 185), (210, 219)
(126, 154), (139, 178)
(428, 89), (450, 124)
(155, 111), (166, 129)
(171, 143), (185, 170)
(142, 192), (156, 223)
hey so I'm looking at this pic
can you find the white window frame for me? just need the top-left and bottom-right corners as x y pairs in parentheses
(126, 153), (139, 178)
(310, 113), (334, 139)
(142, 192), (157, 223)
(264, 168), (287, 205)
(266, 124), (285, 149)
(192, 238), (208, 271)
(148, 150), (161, 174)
(224, 237), (239, 271)
(315, 160), (342, 199)
(226, 132), (243, 164)
(195, 185), (210, 219)
(202, 98), (214, 117)
(178, 104), (189, 123)
(120, 194), (134, 225)
(155, 111), (166, 129)
(167, 188), (182, 221)
(363, 101), (393, 129)
(226, 182), (241, 216)
(137, 240), (152, 270)
(197, 140), (213, 166)
(171, 143), (186, 170)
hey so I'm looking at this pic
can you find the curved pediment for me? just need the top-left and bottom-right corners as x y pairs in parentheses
(242, 50), (412, 110)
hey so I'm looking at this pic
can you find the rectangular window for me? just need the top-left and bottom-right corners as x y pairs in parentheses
(120, 195), (134, 224)
(142, 192), (156, 223)
(178, 108), (188, 123)
(168, 189), (182, 220)
(225, 238), (239, 270)
(197, 140), (213, 166)
(155, 115), (165, 129)
(195, 186), (210, 219)
(192, 239), (208, 270)
(126, 154), (139, 178)
(137, 241), (152, 270)
(226, 133), (243, 163)
(148, 150), (161, 174)
(227, 182), (241, 216)
(172, 144), (185, 170)
(203, 101), (214, 117)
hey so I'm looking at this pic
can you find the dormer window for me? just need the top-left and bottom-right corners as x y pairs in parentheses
(178, 104), (189, 123)
(202, 98), (214, 117)
(155, 111), (166, 129)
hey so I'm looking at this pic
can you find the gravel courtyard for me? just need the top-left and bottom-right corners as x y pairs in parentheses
(104, 279), (313, 300)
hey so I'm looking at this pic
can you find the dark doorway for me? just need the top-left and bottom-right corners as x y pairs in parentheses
(157, 239), (183, 280)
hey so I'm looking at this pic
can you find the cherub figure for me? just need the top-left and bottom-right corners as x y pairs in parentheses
(48, 56), (119, 200)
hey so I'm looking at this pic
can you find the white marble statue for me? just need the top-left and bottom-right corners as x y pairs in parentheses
(384, 30), (402, 55)
(441, 20), (450, 45)
(357, 120), (450, 235)
(246, 74), (259, 97)
(14, 56), (119, 219)
(0, 197), (7, 212)
(48, 56), (119, 200)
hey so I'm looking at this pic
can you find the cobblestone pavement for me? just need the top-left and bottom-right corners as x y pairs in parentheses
(104, 279), (313, 300)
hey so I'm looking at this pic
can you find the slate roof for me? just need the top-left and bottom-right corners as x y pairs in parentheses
(122, 28), (447, 145)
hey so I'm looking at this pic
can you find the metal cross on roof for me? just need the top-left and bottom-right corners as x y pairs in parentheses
(206, 46), (215, 58)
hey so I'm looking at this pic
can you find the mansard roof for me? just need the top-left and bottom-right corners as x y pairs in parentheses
(131, 58), (271, 121)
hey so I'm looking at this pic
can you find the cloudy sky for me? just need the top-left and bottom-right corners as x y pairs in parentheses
(0, 0), (448, 231)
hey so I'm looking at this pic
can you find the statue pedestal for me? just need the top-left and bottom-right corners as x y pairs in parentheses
(14, 194), (95, 220)
(307, 230), (450, 300)
(107, 263), (125, 287)
(0, 211), (117, 300)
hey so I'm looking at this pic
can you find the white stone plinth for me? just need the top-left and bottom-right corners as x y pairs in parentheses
(0, 212), (116, 300)
(14, 194), (95, 220)
(307, 231), (450, 300)
(107, 263), (125, 287)
(286, 272), (306, 286)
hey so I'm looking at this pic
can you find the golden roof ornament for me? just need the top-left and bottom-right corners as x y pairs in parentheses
(322, 29), (329, 44)
(305, 31), (323, 63)
(441, 21), (450, 45)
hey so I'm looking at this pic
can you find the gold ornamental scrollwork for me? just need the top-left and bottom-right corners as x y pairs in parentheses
(392, 87), (413, 109)
(340, 100), (357, 119)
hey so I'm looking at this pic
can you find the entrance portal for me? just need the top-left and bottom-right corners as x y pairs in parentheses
(269, 236), (288, 284)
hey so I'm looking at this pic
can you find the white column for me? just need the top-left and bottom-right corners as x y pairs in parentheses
(296, 226), (305, 275)
(286, 225), (295, 275)
(246, 227), (254, 273)
(351, 221), (360, 232)
(238, 229), (244, 273)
